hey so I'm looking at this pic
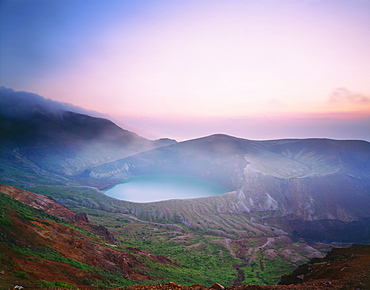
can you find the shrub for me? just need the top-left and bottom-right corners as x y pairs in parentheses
(0, 217), (13, 228)
(54, 281), (77, 289)
(16, 271), (29, 280)
(37, 280), (76, 289)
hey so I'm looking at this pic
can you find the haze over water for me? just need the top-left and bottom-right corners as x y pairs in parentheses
(103, 174), (230, 203)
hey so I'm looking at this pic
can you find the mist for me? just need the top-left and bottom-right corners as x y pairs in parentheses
(0, 87), (106, 121)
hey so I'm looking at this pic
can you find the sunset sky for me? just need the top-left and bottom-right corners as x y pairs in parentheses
(1, 0), (370, 141)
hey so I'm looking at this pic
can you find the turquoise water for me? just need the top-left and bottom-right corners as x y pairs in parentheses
(103, 174), (229, 203)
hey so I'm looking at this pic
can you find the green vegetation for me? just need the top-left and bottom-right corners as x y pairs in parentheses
(16, 271), (29, 280)
(242, 261), (261, 285)
(90, 212), (304, 287)
(37, 280), (77, 289)
(16, 243), (136, 288)
(0, 217), (13, 228)
(254, 256), (296, 285)
(85, 213), (241, 286)
(121, 229), (235, 285)
(132, 237), (239, 286)
(14, 245), (92, 271)
(0, 192), (60, 224)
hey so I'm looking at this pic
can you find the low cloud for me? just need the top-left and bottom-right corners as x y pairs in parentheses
(329, 87), (370, 104)
(0, 87), (104, 120)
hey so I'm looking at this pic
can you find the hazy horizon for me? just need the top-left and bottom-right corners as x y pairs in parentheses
(1, 0), (369, 141)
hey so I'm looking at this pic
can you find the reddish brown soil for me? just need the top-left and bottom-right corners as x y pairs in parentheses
(0, 184), (81, 222)
(0, 184), (116, 243)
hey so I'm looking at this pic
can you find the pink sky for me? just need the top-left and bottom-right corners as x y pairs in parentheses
(2, 0), (370, 141)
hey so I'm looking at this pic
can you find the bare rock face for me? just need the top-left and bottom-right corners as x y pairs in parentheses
(70, 212), (89, 223)
(211, 283), (225, 289)
(92, 224), (116, 243)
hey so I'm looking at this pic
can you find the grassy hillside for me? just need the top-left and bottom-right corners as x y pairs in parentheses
(91, 212), (335, 286)
(0, 190), (199, 289)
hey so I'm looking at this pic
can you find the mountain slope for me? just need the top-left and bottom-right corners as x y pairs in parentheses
(0, 109), (169, 176)
(126, 244), (370, 289)
(0, 186), (180, 289)
(0, 88), (176, 187)
(279, 244), (370, 288)
(0, 184), (116, 242)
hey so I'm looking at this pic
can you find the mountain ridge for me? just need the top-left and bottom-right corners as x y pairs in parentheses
(0, 88), (176, 175)
(84, 135), (370, 225)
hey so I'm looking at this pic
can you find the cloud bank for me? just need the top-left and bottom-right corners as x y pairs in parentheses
(329, 88), (370, 105)
(0, 87), (103, 120)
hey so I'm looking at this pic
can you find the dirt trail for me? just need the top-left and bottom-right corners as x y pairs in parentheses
(260, 238), (274, 249)
(233, 258), (251, 286)
(228, 237), (276, 286)
(258, 238), (274, 272)
(224, 238), (237, 258)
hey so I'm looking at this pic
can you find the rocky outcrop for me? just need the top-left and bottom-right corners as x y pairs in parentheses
(92, 224), (116, 243)
(279, 244), (370, 288)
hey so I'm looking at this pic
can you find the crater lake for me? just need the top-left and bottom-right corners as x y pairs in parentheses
(103, 174), (230, 203)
